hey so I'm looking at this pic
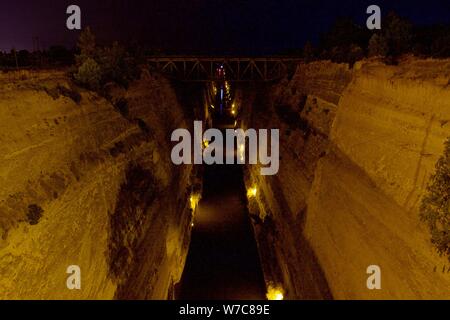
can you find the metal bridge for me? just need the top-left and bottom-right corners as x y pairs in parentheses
(146, 56), (302, 82)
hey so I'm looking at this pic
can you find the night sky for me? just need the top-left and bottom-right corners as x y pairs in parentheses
(1, 0), (449, 54)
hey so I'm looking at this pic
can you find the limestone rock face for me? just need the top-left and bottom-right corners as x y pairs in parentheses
(307, 58), (450, 299)
(0, 70), (195, 299)
(244, 58), (450, 299)
(331, 58), (450, 212)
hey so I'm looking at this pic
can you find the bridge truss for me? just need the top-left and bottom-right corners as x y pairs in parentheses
(146, 56), (302, 82)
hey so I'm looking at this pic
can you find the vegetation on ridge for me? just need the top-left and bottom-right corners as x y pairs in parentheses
(420, 138), (450, 261)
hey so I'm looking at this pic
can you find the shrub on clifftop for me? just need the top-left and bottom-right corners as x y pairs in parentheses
(368, 33), (389, 57)
(73, 27), (140, 91)
(420, 138), (450, 261)
(74, 57), (101, 90)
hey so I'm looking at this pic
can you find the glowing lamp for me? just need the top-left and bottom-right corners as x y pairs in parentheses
(247, 186), (257, 198)
(190, 194), (200, 211)
(266, 286), (284, 300)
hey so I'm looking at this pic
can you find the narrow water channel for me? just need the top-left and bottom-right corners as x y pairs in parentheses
(178, 164), (266, 299)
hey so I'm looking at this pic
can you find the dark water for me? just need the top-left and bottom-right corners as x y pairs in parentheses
(178, 164), (266, 300)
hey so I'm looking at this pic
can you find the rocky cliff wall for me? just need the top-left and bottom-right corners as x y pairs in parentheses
(0, 70), (197, 299)
(244, 58), (450, 299)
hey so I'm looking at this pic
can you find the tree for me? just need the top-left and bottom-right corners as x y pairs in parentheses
(368, 33), (388, 57)
(48, 46), (73, 65)
(17, 50), (31, 66)
(432, 35), (450, 58)
(11, 48), (18, 68)
(74, 57), (101, 90)
(76, 27), (96, 64)
(303, 41), (315, 62)
(348, 44), (364, 66)
(420, 138), (450, 261)
(384, 12), (412, 56)
(73, 27), (140, 91)
(321, 17), (370, 51)
(99, 42), (140, 87)
(329, 46), (347, 63)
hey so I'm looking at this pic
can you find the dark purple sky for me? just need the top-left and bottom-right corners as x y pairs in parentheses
(1, 0), (449, 53)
